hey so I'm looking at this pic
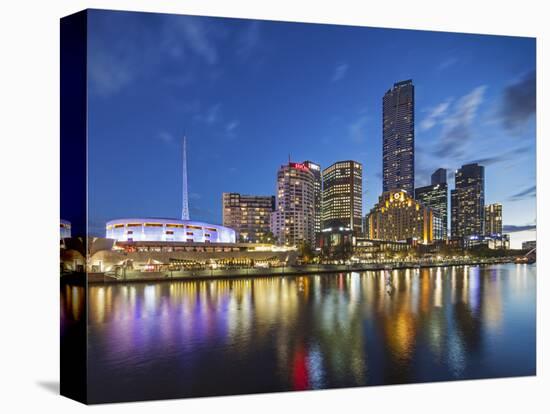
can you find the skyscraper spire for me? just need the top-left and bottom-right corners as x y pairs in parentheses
(181, 136), (190, 220)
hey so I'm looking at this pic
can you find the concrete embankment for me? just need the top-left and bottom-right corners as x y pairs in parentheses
(84, 259), (520, 284)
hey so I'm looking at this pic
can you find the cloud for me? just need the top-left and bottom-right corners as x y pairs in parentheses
(420, 100), (452, 131)
(189, 192), (202, 200)
(331, 63), (349, 82)
(157, 131), (174, 143)
(195, 103), (221, 125)
(470, 145), (530, 166)
(437, 57), (458, 71)
(349, 115), (368, 143)
(498, 70), (536, 133)
(237, 21), (261, 58)
(89, 13), (223, 97)
(433, 86), (486, 158)
(503, 224), (536, 233)
(508, 185), (536, 201)
(226, 120), (240, 132)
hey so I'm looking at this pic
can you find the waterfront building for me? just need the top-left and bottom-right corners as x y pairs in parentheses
(522, 240), (536, 250)
(271, 161), (315, 246)
(484, 203), (503, 235)
(303, 160), (322, 243)
(106, 218), (236, 243)
(222, 193), (275, 243)
(451, 163), (485, 238)
(105, 137), (236, 244)
(383, 79), (415, 194)
(367, 190), (433, 244)
(321, 160), (363, 234)
(60, 219), (71, 240)
(415, 173), (448, 240)
(319, 227), (354, 261)
(464, 234), (510, 250)
(353, 238), (410, 261)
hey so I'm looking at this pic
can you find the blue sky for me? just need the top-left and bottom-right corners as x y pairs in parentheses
(87, 9), (536, 248)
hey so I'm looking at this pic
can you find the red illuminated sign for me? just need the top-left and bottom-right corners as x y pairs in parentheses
(289, 162), (309, 172)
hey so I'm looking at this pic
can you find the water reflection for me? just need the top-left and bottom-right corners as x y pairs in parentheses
(79, 264), (536, 403)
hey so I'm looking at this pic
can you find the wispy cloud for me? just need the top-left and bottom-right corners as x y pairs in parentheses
(508, 185), (536, 201)
(331, 63), (349, 82)
(433, 86), (486, 158)
(503, 224), (536, 233)
(195, 103), (222, 125)
(157, 131), (174, 143)
(498, 70), (536, 134)
(225, 120), (240, 139)
(89, 13), (223, 97)
(237, 21), (261, 58)
(420, 100), (452, 131)
(470, 145), (530, 166)
(437, 57), (458, 71)
(349, 115), (368, 143)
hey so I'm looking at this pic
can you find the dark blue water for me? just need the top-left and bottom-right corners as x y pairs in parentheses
(71, 264), (535, 403)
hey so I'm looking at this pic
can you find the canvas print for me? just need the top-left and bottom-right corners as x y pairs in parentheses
(60, 9), (537, 404)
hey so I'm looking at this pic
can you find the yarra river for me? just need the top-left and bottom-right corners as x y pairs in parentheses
(61, 263), (536, 403)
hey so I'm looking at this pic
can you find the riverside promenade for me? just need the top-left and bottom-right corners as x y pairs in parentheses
(83, 256), (522, 284)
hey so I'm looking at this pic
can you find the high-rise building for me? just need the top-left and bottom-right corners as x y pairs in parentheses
(431, 168), (447, 185)
(383, 79), (415, 194)
(367, 190), (433, 244)
(303, 161), (322, 241)
(451, 163), (485, 238)
(222, 193), (275, 243)
(415, 172), (448, 240)
(271, 162), (315, 246)
(484, 203), (503, 235)
(321, 160), (363, 234)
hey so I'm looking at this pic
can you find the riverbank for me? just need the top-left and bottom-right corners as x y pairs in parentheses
(80, 258), (528, 284)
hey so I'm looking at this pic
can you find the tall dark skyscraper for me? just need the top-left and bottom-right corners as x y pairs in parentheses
(431, 168), (447, 185)
(303, 161), (322, 242)
(451, 163), (485, 238)
(321, 161), (363, 234)
(383, 79), (415, 194)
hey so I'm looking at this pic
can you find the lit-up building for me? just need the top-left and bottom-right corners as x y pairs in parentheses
(414, 170), (448, 240)
(321, 160), (363, 233)
(222, 193), (275, 243)
(106, 218), (236, 243)
(105, 137), (236, 245)
(367, 190), (433, 244)
(60, 219), (71, 240)
(451, 163), (485, 238)
(303, 160), (322, 242)
(271, 162), (315, 246)
(464, 233), (510, 250)
(383, 80), (415, 194)
(484, 203), (503, 235)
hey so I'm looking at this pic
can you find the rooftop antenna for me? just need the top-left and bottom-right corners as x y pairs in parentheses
(181, 135), (190, 220)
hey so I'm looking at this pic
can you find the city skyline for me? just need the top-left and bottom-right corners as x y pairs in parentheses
(87, 10), (536, 248)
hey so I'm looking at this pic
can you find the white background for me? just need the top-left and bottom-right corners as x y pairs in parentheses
(0, 0), (547, 412)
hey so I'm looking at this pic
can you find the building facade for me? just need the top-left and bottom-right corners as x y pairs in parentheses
(484, 203), (503, 235)
(522, 240), (536, 250)
(321, 161), (363, 233)
(415, 181), (448, 240)
(222, 193), (275, 243)
(367, 190), (433, 244)
(303, 160), (322, 242)
(271, 162), (315, 246)
(451, 163), (485, 238)
(382, 80), (415, 194)
(106, 218), (236, 243)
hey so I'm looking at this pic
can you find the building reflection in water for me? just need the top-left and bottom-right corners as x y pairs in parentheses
(80, 264), (536, 402)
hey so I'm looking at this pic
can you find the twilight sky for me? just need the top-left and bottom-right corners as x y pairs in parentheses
(87, 9), (536, 248)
